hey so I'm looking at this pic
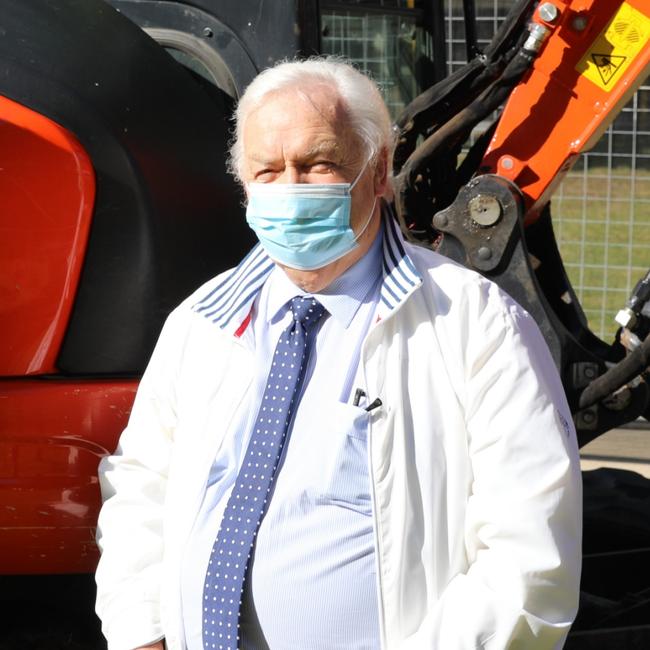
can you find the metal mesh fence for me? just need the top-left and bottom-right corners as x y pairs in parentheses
(321, 10), (432, 116)
(322, 0), (650, 343)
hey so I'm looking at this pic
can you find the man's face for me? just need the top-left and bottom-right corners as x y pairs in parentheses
(242, 83), (387, 293)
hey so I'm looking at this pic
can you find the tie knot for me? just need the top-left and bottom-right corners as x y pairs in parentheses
(289, 296), (326, 330)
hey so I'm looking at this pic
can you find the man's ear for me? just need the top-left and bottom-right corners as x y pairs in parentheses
(373, 147), (389, 197)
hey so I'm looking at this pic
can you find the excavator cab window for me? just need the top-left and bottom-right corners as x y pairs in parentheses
(321, 1), (437, 117)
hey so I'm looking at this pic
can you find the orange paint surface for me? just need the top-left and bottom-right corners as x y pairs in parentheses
(0, 95), (95, 375)
(0, 379), (137, 574)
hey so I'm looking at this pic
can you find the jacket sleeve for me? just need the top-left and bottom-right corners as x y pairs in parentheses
(416, 278), (582, 649)
(95, 308), (186, 650)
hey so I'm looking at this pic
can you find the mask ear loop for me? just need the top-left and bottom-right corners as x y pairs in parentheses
(349, 156), (371, 191)
(349, 156), (378, 242)
(354, 196), (378, 243)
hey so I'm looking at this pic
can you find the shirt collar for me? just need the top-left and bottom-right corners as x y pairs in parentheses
(266, 223), (383, 329)
(193, 203), (422, 334)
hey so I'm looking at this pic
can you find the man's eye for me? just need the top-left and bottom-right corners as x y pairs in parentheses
(256, 169), (277, 181)
(310, 161), (335, 172)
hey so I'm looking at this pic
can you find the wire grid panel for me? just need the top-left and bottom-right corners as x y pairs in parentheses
(446, 0), (650, 342)
(321, 10), (429, 116)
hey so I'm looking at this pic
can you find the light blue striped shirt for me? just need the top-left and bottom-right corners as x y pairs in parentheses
(181, 228), (384, 650)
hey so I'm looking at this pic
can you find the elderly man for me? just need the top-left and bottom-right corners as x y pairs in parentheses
(95, 58), (582, 650)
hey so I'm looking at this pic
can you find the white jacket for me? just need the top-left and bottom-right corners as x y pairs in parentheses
(96, 216), (582, 650)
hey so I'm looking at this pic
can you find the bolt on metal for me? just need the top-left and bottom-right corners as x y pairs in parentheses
(477, 246), (493, 261)
(468, 194), (502, 227)
(571, 15), (589, 31)
(538, 2), (559, 23)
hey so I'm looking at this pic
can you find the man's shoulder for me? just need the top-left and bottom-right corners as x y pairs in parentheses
(404, 238), (485, 295)
(403, 238), (526, 322)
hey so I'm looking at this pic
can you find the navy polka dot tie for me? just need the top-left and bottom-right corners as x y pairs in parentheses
(202, 296), (326, 650)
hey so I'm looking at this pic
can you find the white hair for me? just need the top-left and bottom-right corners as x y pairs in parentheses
(228, 56), (395, 184)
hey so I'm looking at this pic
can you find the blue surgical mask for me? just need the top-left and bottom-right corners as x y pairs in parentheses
(245, 163), (375, 271)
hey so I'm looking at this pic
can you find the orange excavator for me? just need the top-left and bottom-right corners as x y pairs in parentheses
(1, 0), (649, 643)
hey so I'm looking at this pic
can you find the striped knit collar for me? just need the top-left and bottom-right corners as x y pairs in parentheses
(193, 206), (422, 334)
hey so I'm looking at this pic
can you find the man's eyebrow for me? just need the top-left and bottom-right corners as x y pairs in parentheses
(248, 155), (278, 165)
(248, 141), (344, 166)
(301, 140), (343, 160)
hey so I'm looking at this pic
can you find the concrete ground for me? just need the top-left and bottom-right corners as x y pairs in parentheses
(580, 426), (650, 478)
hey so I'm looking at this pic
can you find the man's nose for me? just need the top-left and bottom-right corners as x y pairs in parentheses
(280, 167), (303, 184)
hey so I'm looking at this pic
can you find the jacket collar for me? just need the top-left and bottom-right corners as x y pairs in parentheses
(193, 206), (422, 335)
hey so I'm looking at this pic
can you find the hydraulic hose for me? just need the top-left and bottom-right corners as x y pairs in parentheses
(579, 334), (650, 410)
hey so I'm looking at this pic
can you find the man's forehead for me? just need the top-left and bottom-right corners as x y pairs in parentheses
(243, 86), (358, 161)
(248, 82), (350, 127)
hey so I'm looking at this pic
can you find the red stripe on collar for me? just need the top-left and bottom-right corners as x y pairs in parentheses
(234, 310), (253, 338)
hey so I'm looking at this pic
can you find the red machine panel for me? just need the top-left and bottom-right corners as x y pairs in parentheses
(0, 95), (95, 375)
(0, 380), (137, 574)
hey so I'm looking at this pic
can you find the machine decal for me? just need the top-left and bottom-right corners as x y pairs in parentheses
(577, 1), (650, 91)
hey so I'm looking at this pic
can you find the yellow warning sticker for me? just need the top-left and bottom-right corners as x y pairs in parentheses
(576, 2), (650, 91)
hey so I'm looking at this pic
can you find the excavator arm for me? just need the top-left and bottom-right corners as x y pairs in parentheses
(393, 0), (650, 447)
